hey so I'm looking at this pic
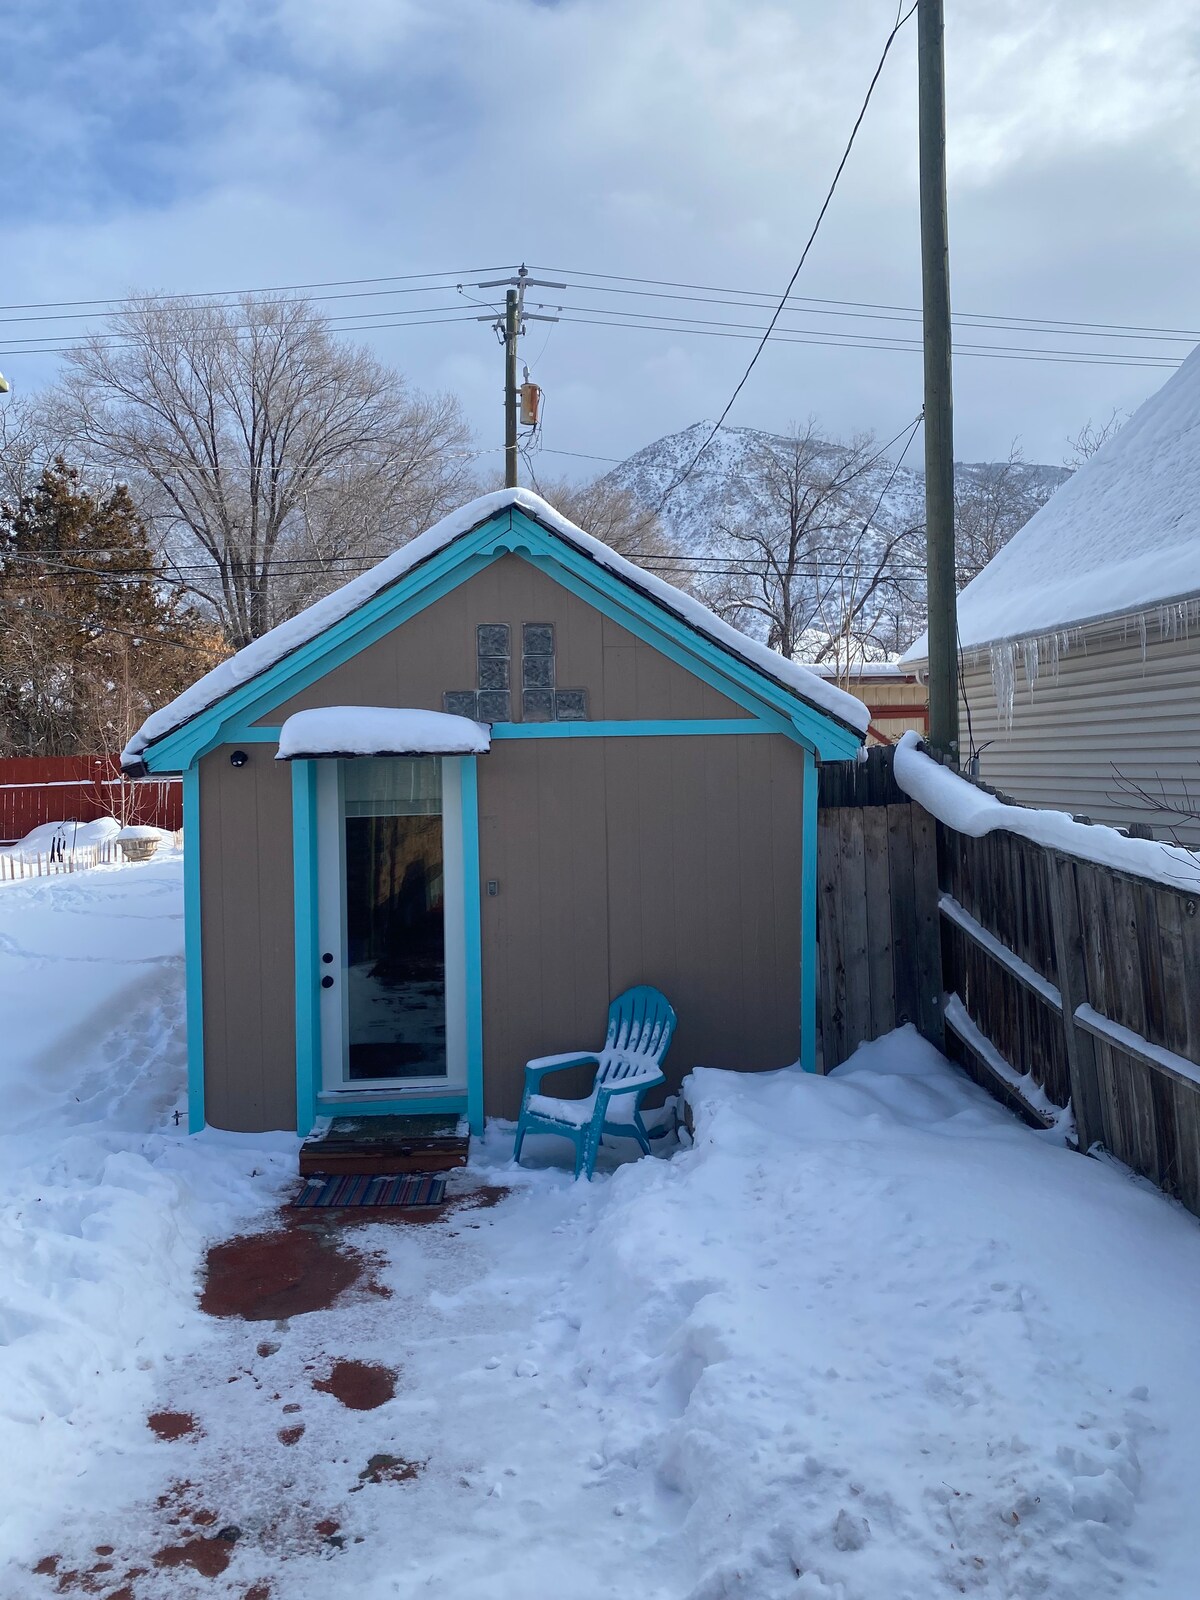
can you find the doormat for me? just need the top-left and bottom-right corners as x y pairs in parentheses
(291, 1173), (447, 1209)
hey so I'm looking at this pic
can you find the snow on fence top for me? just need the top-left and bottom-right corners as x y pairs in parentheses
(124, 489), (868, 767)
(893, 731), (1200, 892)
(902, 345), (1200, 660)
(276, 707), (491, 760)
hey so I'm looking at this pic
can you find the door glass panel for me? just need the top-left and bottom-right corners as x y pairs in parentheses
(343, 758), (446, 1080)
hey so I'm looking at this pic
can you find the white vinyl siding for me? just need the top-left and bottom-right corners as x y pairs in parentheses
(948, 624), (1200, 846)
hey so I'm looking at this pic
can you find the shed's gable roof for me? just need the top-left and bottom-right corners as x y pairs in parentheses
(902, 344), (1200, 661)
(126, 490), (867, 768)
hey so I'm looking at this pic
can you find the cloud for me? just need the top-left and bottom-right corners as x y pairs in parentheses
(0, 0), (1196, 472)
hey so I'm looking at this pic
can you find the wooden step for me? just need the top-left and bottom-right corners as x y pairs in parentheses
(299, 1115), (470, 1177)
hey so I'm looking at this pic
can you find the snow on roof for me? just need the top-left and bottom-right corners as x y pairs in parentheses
(124, 488), (868, 765)
(276, 707), (490, 760)
(893, 731), (1200, 891)
(901, 345), (1200, 662)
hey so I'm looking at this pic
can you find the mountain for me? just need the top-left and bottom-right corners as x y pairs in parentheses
(600, 421), (1070, 551)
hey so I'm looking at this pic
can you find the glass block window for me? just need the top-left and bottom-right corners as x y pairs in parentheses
(477, 623), (510, 661)
(443, 690), (478, 719)
(522, 688), (554, 721)
(554, 689), (589, 721)
(522, 652), (554, 689)
(478, 657), (510, 691)
(522, 623), (554, 657)
(477, 690), (511, 722)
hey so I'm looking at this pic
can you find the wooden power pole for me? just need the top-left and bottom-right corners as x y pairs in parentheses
(918, 0), (959, 763)
(503, 288), (519, 489)
(474, 266), (563, 491)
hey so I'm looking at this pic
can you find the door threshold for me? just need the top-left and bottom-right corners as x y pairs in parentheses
(317, 1087), (465, 1105)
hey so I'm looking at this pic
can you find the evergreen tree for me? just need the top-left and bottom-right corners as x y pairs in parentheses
(0, 458), (223, 757)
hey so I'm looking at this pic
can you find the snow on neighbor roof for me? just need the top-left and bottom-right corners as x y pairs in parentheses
(893, 731), (1200, 891)
(276, 707), (490, 760)
(123, 488), (868, 765)
(902, 344), (1200, 662)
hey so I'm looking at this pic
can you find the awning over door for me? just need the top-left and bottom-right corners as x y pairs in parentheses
(275, 706), (492, 761)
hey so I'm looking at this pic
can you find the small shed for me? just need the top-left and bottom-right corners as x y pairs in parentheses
(124, 490), (867, 1134)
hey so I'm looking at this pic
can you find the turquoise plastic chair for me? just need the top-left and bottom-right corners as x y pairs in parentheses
(513, 986), (677, 1180)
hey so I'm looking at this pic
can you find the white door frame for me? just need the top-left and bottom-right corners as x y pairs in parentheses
(315, 756), (467, 1098)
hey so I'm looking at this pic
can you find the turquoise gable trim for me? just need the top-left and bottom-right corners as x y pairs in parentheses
(491, 718), (772, 739)
(505, 510), (861, 760)
(460, 756), (485, 1135)
(182, 767), (205, 1132)
(292, 761), (321, 1135)
(139, 505), (862, 773)
(800, 747), (818, 1073)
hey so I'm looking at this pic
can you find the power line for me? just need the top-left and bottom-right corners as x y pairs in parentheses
(660, 2), (918, 511)
(533, 265), (1200, 343)
(0, 266), (518, 319)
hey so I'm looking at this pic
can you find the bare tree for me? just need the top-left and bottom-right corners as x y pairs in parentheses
(1065, 409), (1125, 471)
(58, 295), (473, 647)
(0, 392), (74, 508)
(710, 423), (920, 662)
(517, 473), (686, 580)
(954, 443), (1061, 588)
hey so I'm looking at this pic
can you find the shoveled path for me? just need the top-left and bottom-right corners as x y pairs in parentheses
(28, 1169), (679, 1600)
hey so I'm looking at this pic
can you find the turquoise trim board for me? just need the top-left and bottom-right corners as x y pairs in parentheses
(138, 505), (860, 773)
(291, 760), (321, 1136)
(800, 746), (818, 1074)
(316, 1095), (467, 1118)
(490, 718), (770, 740)
(182, 766), (206, 1132)
(460, 756), (485, 1135)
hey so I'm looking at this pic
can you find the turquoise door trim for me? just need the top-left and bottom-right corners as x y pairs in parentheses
(137, 505), (863, 774)
(460, 755), (485, 1135)
(292, 753), (483, 1134)
(292, 760), (321, 1135)
(182, 766), (206, 1132)
(800, 746), (818, 1074)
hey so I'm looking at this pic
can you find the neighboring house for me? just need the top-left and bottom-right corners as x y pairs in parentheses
(124, 489), (866, 1136)
(811, 664), (928, 747)
(902, 346), (1200, 845)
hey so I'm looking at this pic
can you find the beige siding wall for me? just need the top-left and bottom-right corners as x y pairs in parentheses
(257, 553), (744, 725)
(478, 734), (806, 1117)
(958, 628), (1200, 846)
(199, 744), (297, 1130)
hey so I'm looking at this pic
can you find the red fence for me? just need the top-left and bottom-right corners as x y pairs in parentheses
(0, 756), (182, 842)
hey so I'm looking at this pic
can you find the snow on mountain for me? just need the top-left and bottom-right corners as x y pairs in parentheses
(601, 420), (1067, 551)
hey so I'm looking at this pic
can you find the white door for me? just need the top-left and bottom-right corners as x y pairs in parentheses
(316, 756), (466, 1097)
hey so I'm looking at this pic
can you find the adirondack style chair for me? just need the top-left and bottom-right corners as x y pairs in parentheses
(513, 986), (677, 1180)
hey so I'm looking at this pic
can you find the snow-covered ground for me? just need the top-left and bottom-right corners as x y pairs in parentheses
(3, 862), (1200, 1597)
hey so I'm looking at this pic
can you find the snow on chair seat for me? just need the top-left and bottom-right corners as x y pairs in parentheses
(513, 985), (677, 1180)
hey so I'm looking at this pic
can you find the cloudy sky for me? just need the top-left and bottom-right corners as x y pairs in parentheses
(2, 0), (1198, 476)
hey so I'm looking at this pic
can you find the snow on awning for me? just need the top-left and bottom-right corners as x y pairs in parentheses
(275, 707), (491, 761)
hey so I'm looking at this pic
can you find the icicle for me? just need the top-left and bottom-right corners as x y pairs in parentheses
(989, 640), (1018, 730)
(1021, 636), (1040, 697)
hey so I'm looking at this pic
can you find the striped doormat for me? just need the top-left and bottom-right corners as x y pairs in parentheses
(291, 1173), (446, 1209)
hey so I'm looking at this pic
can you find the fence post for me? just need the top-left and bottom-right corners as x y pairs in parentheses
(1046, 851), (1105, 1152)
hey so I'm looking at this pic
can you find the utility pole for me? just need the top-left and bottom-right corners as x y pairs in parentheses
(918, 0), (959, 763)
(474, 265), (563, 490)
(503, 288), (519, 488)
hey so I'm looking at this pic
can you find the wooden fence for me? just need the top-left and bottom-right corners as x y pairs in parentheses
(819, 745), (1200, 1217)
(0, 756), (181, 842)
